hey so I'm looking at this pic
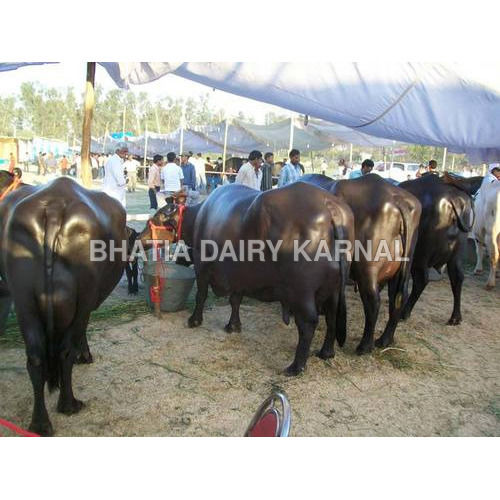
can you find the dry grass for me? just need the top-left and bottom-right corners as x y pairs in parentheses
(0, 272), (499, 437)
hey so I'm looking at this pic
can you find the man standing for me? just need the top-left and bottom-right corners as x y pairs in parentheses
(59, 155), (69, 176)
(148, 154), (163, 210)
(98, 154), (106, 178)
(192, 152), (206, 193)
(180, 153), (198, 203)
(123, 154), (139, 192)
(23, 151), (30, 173)
(8, 153), (16, 174)
(278, 149), (302, 187)
(235, 150), (263, 190)
(422, 159), (439, 177)
(261, 152), (274, 191)
(160, 152), (184, 203)
(349, 159), (374, 179)
(102, 144), (128, 208)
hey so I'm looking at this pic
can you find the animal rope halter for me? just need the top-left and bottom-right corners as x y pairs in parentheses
(148, 202), (187, 305)
(0, 177), (22, 201)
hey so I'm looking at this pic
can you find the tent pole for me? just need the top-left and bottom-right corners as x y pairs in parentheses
(102, 122), (108, 154)
(289, 114), (294, 152)
(155, 108), (161, 134)
(222, 117), (230, 183)
(122, 104), (126, 138)
(179, 101), (186, 153)
(144, 124), (148, 173)
(442, 147), (447, 170)
(80, 62), (95, 188)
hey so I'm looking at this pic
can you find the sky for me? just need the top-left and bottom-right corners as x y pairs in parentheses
(0, 62), (290, 125)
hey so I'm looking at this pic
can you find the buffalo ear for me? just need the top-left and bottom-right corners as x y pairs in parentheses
(173, 190), (187, 205)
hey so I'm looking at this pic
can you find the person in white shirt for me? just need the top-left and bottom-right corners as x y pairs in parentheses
(159, 152), (184, 207)
(192, 152), (206, 193)
(235, 150), (263, 190)
(123, 154), (140, 192)
(102, 144), (128, 208)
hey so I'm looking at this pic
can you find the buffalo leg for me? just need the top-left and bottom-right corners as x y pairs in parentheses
(75, 334), (93, 364)
(376, 277), (401, 348)
(317, 291), (340, 360)
(401, 266), (429, 320)
(447, 255), (464, 325)
(286, 303), (318, 376)
(188, 272), (209, 328)
(485, 231), (498, 290)
(16, 307), (53, 436)
(57, 315), (89, 414)
(356, 282), (380, 355)
(473, 239), (484, 275)
(224, 292), (242, 333)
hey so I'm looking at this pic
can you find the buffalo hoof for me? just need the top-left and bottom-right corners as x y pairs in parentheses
(29, 420), (54, 437)
(57, 398), (84, 416)
(316, 348), (335, 360)
(224, 323), (241, 334)
(356, 343), (374, 356)
(128, 288), (139, 295)
(375, 336), (393, 349)
(473, 269), (483, 276)
(446, 316), (462, 326)
(485, 284), (495, 291)
(284, 363), (305, 377)
(188, 316), (202, 328)
(75, 350), (93, 364)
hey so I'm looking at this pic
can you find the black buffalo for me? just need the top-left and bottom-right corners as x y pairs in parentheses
(399, 173), (483, 325)
(0, 173), (132, 436)
(302, 173), (422, 353)
(140, 183), (354, 375)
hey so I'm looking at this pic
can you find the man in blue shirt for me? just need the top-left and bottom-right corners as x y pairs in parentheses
(278, 149), (303, 187)
(180, 153), (197, 190)
(349, 159), (374, 179)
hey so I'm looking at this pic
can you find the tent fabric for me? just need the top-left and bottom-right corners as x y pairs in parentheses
(2, 62), (499, 161)
(98, 62), (500, 162)
(90, 118), (396, 158)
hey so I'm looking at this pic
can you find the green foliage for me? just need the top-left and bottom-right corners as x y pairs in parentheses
(0, 84), (227, 141)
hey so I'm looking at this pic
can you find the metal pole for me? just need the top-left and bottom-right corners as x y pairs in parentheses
(122, 104), (126, 138)
(102, 123), (108, 154)
(144, 125), (148, 171)
(155, 108), (161, 134)
(80, 62), (95, 188)
(179, 101), (186, 154)
(289, 115), (294, 152)
(222, 118), (230, 183)
(442, 147), (447, 171)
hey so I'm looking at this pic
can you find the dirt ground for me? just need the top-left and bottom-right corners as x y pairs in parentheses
(0, 268), (499, 437)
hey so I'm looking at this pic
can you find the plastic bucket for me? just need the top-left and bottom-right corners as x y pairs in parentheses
(143, 250), (196, 312)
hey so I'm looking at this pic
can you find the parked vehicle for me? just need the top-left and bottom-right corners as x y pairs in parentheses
(374, 162), (420, 182)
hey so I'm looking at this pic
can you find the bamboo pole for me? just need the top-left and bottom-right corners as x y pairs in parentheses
(451, 154), (455, 172)
(144, 125), (149, 168)
(80, 62), (95, 188)
(289, 115), (295, 152)
(122, 104), (126, 138)
(349, 143), (353, 165)
(442, 147), (447, 170)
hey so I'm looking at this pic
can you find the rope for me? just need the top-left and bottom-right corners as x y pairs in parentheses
(0, 418), (39, 437)
(0, 177), (22, 202)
